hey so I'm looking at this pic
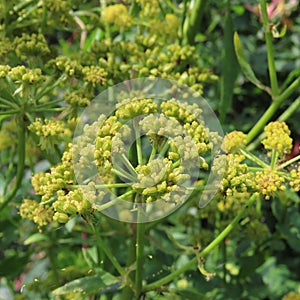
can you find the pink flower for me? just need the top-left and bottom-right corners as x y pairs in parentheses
(245, 0), (298, 22)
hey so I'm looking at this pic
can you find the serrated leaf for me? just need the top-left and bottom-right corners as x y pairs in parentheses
(234, 32), (272, 95)
(219, 6), (239, 122)
(52, 273), (120, 296)
(24, 233), (50, 245)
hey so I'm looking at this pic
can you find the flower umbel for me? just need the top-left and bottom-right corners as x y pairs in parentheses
(21, 94), (221, 225)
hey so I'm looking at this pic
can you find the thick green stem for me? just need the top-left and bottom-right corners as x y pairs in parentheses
(270, 149), (279, 169)
(143, 194), (257, 292)
(121, 234), (136, 299)
(260, 0), (279, 96)
(135, 201), (146, 298)
(0, 117), (26, 212)
(246, 76), (300, 144)
(182, 0), (207, 45)
(247, 96), (300, 151)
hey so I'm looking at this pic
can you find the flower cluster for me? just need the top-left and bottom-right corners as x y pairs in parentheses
(149, 14), (179, 40)
(13, 33), (50, 61)
(217, 121), (299, 202)
(215, 154), (257, 198)
(31, 145), (74, 202)
(53, 185), (95, 223)
(262, 121), (293, 158)
(255, 168), (286, 200)
(102, 4), (133, 28)
(19, 199), (54, 227)
(82, 66), (108, 87)
(221, 131), (247, 154)
(133, 158), (189, 203)
(290, 164), (300, 192)
(1, 65), (44, 85)
(115, 98), (158, 119)
(28, 118), (71, 150)
(21, 96), (219, 225)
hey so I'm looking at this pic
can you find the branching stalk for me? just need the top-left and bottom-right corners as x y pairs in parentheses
(143, 194), (257, 292)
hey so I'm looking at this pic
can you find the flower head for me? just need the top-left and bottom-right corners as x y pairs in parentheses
(102, 4), (132, 28)
(262, 121), (293, 158)
(222, 131), (247, 154)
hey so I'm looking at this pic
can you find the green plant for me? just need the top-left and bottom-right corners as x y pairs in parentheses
(1, 1), (300, 299)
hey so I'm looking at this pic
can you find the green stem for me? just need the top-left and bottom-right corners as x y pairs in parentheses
(72, 183), (132, 189)
(120, 154), (138, 177)
(277, 154), (300, 170)
(0, 96), (19, 109)
(0, 117), (26, 212)
(134, 120), (143, 165)
(247, 96), (300, 151)
(142, 194), (257, 292)
(182, 0), (207, 45)
(121, 229), (136, 299)
(246, 76), (300, 144)
(90, 222), (129, 280)
(260, 0), (279, 96)
(148, 142), (157, 162)
(111, 167), (137, 182)
(270, 149), (279, 169)
(221, 239), (227, 284)
(278, 96), (300, 122)
(35, 75), (67, 100)
(97, 236), (126, 276)
(158, 139), (169, 157)
(135, 199), (146, 298)
(0, 109), (19, 115)
(31, 107), (64, 113)
(95, 190), (135, 211)
(240, 149), (268, 168)
(275, 76), (300, 103)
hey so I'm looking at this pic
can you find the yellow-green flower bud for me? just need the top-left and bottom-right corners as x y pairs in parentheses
(53, 212), (69, 223)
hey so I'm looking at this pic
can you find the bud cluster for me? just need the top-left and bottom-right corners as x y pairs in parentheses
(21, 96), (218, 226)
(102, 4), (133, 28)
(262, 121), (293, 158)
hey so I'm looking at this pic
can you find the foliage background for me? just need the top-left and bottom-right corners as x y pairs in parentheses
(0, 0), (300, 299)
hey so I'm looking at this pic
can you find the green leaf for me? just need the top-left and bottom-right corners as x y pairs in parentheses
(219, 5), (239, 122)
(234, 32), (272, 95)
(83, 28), (103, 51)
(238, 253), (265, 278)
(24, 233), (50, 245)
(82, 246), (99, 268)
(52, 273), (121, 296)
